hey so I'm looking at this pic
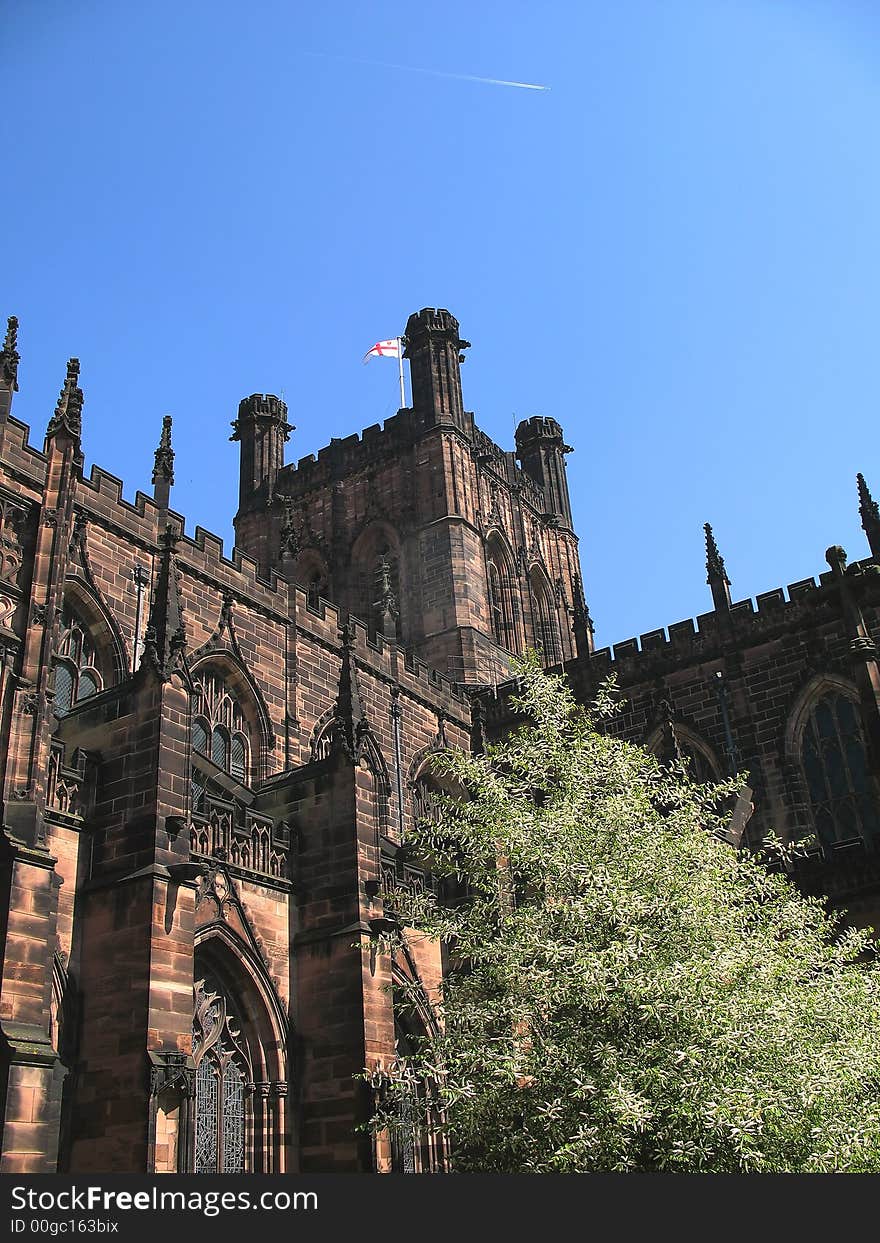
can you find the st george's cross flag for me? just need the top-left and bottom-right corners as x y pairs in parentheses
(362, 338), (401, 363)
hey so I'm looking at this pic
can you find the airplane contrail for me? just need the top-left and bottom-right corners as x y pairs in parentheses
(304, 51), (550, 92)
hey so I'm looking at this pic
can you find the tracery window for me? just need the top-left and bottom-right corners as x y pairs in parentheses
(52, 603), (104, 715)
(412, 776), (443, 827)
(530, 572), (561, 665)
(386, 1018), (448, 1174)
(486, 539), (517, 652)
(677, 743), (717, 786)
(192, 976), (250, 1175)
(191, 672), (251, 799)
(800, 693), (879, 847)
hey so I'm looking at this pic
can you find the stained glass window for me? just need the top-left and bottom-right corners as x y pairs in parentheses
(190, 673), (251, 789)
(800, 693), (879, 847)
(52, 603), (104, 716)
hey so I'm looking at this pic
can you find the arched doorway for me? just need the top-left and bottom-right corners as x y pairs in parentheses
(191, 932), (290, 1174)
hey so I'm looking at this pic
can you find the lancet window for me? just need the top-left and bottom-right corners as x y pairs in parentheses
(800, 692), (879, 847)
(530, 572), (561, 665)
(486, 538), (517, 652)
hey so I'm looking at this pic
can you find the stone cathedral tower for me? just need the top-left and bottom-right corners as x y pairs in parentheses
(0, 303), (878, 1177)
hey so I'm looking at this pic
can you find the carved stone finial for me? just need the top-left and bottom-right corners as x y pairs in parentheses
(857, 473), (880, 557)
(140, 525), (188, 681)
(571, 571), (594, 658)
(152, 415), (175, 486)
(278, 500), (300, 562)
(332, 621), (368, 758)
(704, 523), (729, 584)
(1, 316), (20, 392)
(704, 522), (732, 612)
(372, 553), (399, 639)
(45, 358), (83, 445)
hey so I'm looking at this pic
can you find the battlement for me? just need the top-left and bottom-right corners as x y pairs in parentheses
(405, 306), (461, 339)
(234, 393), (290, 422)
(291, 580), (470, 709)
(280, 409), (552, 518)
(515, 416), (567, 446)
(477, 561), (877, 726)
(578, 562), (879, 682)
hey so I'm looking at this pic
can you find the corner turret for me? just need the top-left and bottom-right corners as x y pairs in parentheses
(403, 308), (471, 435)
(514, 417), (574, 529)
(231, 393), (293, 514)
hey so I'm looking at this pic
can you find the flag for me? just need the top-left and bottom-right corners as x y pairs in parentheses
(362, 338), (401, 363)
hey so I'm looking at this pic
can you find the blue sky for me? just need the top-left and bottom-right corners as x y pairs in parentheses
(4, 1), (879, 649)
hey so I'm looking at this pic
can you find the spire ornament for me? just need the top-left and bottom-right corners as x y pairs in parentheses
(140, 525), (189, 682)
(1, 316), (20, 392)
(152, 416), (175, 483)
(857, 473), (880, 558)
(45, 358), (83, 445)
(571, 571), (594, 658)
(331, 621), (369, 759)
(704, 522), (732, 611)
(373, 553), (399, 639)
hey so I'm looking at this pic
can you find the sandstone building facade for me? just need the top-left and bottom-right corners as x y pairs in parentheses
(0, 307), (878, 1174)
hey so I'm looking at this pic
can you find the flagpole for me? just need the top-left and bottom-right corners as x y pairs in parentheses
(397, 337), (406, 409)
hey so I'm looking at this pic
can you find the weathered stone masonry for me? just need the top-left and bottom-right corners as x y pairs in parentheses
(0, 306), (878, 1173)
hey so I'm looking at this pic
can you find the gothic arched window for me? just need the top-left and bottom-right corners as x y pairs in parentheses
(677, 742), (717, 786)
(530, 570), (561, 665)
(800, 693), (879, 847)
(412, 775), (443, 827)
(350, 524), (402, 638)
(648, 717), (721, 787)
(192, 975), (250, 1175)
(486, 538), (517, 652)
(191, 672), (252, 811)
(52, 602), (104, 715)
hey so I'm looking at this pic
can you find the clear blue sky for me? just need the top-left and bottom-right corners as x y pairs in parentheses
(4, 1), (879, 649)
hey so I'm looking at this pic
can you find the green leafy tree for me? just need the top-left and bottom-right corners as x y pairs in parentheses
(377, 655), (880, 1172)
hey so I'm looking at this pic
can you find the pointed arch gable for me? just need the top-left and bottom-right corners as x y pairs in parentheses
(485, 526), (516, 568)
(528, 562), (562, 665)
(61, 575), (128, 684)
(350, 519), (402, 564)
(189, 649), (275, 752)
(309, 706), (336, 761)
(405, 744), (446, 791)
(293, 548), (331, 606)
(360, 730), (392, 796)
(194, 921), (289, 1083)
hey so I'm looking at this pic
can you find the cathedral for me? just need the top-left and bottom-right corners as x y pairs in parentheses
(0, 306), (878, 1175)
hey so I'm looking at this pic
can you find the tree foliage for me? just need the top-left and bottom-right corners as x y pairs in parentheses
(378, 655), (880, 1172)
